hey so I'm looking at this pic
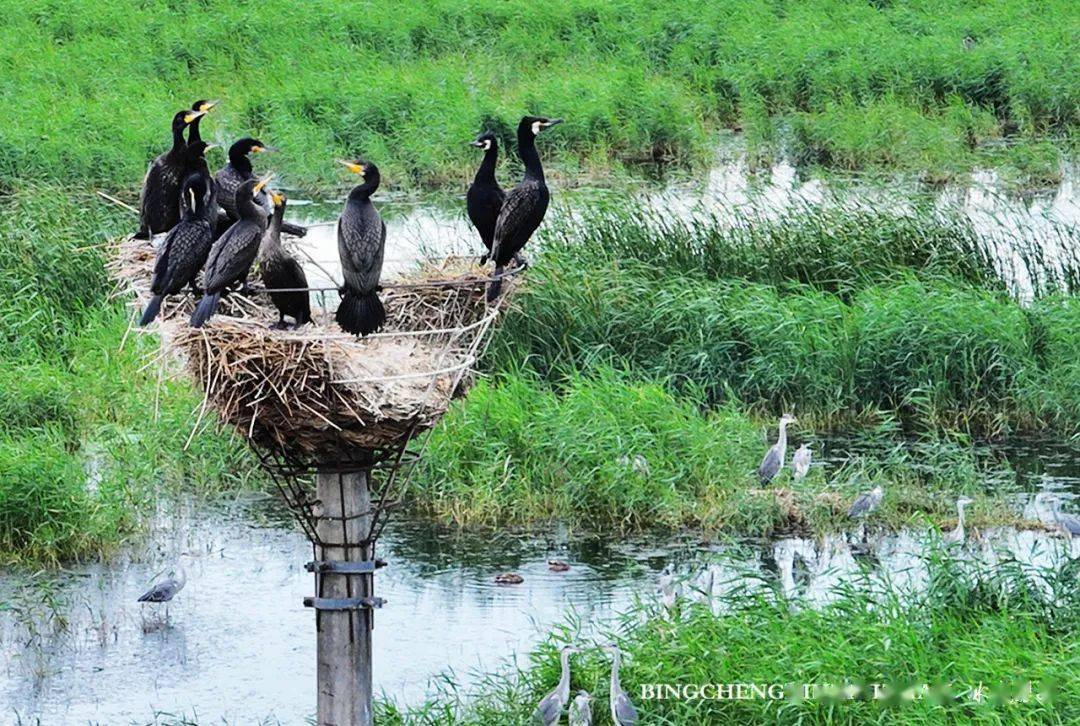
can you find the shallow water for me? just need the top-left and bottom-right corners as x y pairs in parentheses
(286, 151), (1079, 303)
(2, 439), (1077, 723)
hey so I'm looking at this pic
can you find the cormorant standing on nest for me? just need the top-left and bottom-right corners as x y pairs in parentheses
(259, 191), (312, 329)
(335, 159), (385, 336)
(190, 176), (271, 328)
(467, 131), (504, 265)
(487, 116), (562, 301)
(185, 99), (218, 144)
(139, 144), (218, 326)
(215, 138), (307, 238)
(136, 109), (207, 239)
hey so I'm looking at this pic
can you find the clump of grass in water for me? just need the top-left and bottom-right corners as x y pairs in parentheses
(414, 368), (1022, 533)
(379, 556), (1080, 724)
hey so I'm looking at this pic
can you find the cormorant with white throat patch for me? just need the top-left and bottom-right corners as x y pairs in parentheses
(335, 159), (385, 336)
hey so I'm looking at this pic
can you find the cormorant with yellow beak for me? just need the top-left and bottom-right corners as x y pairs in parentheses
(335, 159), (385, 336)
(259, 191), (312, 329)
(215, 138), (307, 237)
(136, 109), (207, 239)
(185, 99), (219, 144)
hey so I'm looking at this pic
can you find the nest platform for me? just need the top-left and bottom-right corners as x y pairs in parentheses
(109, 235), (519, 463)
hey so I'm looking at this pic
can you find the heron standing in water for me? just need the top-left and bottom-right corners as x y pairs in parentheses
(532, 645), (581, 725)
(943, 496), (974, 545)
(1042, 495), (1080, 537)
(758, 414), (796, 484)
(792, 444), (812, 482)
(137, 561), (188, 620)
(568, 690), (593, 726)
(602, 644), (638, 725)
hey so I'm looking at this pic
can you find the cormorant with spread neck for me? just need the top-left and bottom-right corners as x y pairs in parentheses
(185, 99), (218, 144)
(136, 109), (206, 239)
(139, 145), (217, 325)
(466, 131), (504, 264)
(215, 138), (307, 238)
(487, 115), (562, 301)
(259, 191), (312, 329)
(190, 176), (271, 327)
(335, 159), (385, 336)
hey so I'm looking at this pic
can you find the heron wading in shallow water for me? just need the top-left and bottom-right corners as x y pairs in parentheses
(1042, 494), (1080, 537)
(137, 559), (189, 621)
(758, 414), (797, 484)
(532, 645), (581, 725)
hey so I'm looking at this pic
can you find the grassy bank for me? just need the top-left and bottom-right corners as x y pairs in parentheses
(1, 0), (1076, 190)
(381, 556), (1080, 724)
(0, 189), (258, 563)
(489, 215), (1080, 434)
(413, 369), (1023, 534)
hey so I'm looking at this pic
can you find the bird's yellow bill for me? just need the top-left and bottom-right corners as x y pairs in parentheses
(199, 100), (220, 112)
(253, 175), (274, 194)
(336, 159), (365, 175)
(270, 190), (285, 205)
(183, 110), (207, 124)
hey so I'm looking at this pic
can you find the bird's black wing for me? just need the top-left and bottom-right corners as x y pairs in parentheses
(338, 207), (385, 294)
(214, 165), (245, 220)
(491, 181), (542, 265)
(203, 221), (262, 293)
(140, 153), (184, 234)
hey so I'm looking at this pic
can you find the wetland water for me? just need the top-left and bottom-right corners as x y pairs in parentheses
(4, 158), (1079, 722)
(2, 438), (1077, 723)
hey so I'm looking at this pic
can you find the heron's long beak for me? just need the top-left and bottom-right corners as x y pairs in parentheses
(183, 109), (207, 124)
(336, 159), (365, 175)
(542, 118), (564, 128)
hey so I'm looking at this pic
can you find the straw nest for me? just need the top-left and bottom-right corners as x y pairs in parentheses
(109, 235), (517, 460)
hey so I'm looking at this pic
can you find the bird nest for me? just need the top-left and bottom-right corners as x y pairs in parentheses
(109, 235), (519, 462)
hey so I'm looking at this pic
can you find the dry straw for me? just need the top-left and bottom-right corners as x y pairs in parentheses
(109, 235), (518, 460)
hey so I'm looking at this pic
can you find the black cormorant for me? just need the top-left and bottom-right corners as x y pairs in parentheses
(136, 109), (206, 239)
(215, 138), (307, 238)
(185, 99), (218, 145)
(190, 176), (271, 328)
(466, 131), (504, 265)
(335, 159), (385, 336)
(487, 116), (562, 301)
(259, 191), (312, 329)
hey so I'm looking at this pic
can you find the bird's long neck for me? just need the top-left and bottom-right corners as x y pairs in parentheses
(261, 204), (285, 255)
(557, 651), (572, 697)
(171, 123), (186, 154)
(957, 503), (966, 532)
(517, 131), (544, 181)
(609, 651), (621, 693)
(777, 421), (789, 458)
(188, 117), (203, 144)
(349, 177), (379, 204)
(475, 144), (498, 184)
(238, 188), (266, 221)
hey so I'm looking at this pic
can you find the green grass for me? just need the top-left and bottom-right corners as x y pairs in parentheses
(413, 368), (1023, 533)
(489, 243), (1080, 433)
(0, 0), (1076, 190)
(380, 556), (1080, 724)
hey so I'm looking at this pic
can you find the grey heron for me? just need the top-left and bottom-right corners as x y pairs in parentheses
(137, 565), (187, 604)
(943, 496), (974, 545)
(1043, 495), (1080, 537)
(791, 444), (812, 482)
(657, 565), (679, 611)
(602, 644), (638, 725)
(532, 645), (581, 725)
(847, 485), (884, 519)
(569, 690), (593, 726)
(758, 414), (796, 484)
